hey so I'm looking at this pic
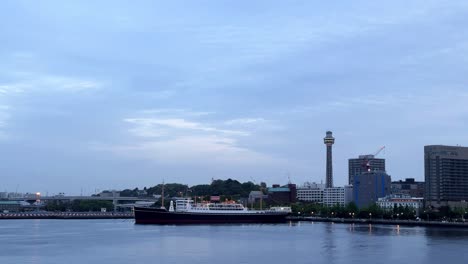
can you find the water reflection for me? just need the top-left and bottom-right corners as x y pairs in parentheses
(425, 227), (468, 239)
(344, 223), (431, 238)
(322, 223), (336, 264)
(0, 220), (467, 264)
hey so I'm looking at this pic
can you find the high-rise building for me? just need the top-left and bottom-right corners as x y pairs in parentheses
(425, 145), (468, 208)
(348, 155), (385, 185)
(323, 131), (335, 188)
(353, 171), (391, 208)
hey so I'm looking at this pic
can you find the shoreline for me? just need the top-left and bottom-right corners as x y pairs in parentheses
(288, 216), (468, 228)
(0, 212), (134, 219)
(2, 213), (467, 228)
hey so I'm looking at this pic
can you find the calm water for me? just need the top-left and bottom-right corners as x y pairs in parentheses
(1, 220), (467, 264)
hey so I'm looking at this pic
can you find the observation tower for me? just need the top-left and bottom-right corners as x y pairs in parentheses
(323, 131), (335, 188)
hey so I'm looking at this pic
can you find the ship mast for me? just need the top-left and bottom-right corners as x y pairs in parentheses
(161, 180), (165, 209)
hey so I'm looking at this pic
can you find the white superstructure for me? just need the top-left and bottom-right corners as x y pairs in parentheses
(173, 199), (291, 214)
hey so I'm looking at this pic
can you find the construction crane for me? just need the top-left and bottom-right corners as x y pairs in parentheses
(363, 146), (386, 172)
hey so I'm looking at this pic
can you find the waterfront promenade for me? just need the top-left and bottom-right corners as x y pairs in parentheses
(289, 216), (468, 228)
(0, 212), (133, 219)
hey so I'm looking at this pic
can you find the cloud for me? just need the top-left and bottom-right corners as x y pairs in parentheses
(91, 109), (285, 166)
(124, 118), (249, 136)
(224, 118), (266, 126)
(139, 108), (214, 117)
(0, 105), (10, 140)
(92, 135), (278, 165)
(286, 94), (415, 115)
(0, 73), (101, 95)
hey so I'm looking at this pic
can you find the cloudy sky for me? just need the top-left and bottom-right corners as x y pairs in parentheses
(1, 0), (468, 195)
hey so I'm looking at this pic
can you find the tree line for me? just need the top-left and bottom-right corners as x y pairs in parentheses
(119, 178), (265, 200)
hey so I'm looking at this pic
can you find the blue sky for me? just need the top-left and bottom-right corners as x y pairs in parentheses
(1, 1), (468, 195)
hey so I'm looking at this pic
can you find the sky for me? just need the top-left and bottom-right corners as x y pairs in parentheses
(1, 0), (468, 195)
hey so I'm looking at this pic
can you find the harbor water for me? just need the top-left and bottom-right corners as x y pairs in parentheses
(0, 220), (467, 264)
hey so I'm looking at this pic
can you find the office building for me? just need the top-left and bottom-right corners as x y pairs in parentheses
(425, 145), (468, 208)
(353, 171), (391, 208)
(323, 186), (353, 207)
(296, 182), (325, 203)
(391, 178), (425, 198)
(349, 155), (385, 185)
(267, 184), (297, 205)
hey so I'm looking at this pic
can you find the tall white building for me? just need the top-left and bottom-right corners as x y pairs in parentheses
(323, 186), (353, 207)
(296, 182), (324, 203)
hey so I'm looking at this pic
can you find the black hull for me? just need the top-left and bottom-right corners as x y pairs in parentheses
(134, 207), (289, 225)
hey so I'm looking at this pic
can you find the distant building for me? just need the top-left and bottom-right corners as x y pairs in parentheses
(296, 182), (325, 203)
(391, 178), (425, 198)
(349, 155), (385, 185)
(248, 191), (268, 204)
(353, 171), (391, 208)
(267, 184), (297, 205)
(323, 186), (353, 207)
(376, 194), (424, 215)
(425, 145), (468, 208)
(0, 192), (7, 199)
(0, 201), (22, 212)
(97, 190), (120, 198)
(7, 193), (24, 199)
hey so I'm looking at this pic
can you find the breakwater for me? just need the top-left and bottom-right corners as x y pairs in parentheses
(288, 216), (468, 228)
(0, 212), (133, 219)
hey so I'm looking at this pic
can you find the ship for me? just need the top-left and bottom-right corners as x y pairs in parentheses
(134, 199), (291, 224)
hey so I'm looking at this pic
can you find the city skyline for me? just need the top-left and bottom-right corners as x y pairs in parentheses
(2, 1), (468, 194)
